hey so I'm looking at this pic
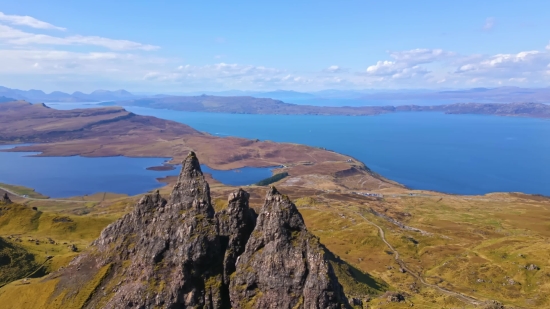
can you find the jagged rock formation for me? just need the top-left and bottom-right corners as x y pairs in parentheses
(56, 152), (349, 308)
(215, 189), (257, 286)
(1, 193), (11, 204)
(229, 187), (349, 308)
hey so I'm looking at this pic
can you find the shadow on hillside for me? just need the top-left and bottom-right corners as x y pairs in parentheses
(0, 237), (46, 287)
(324, 245), (388, 296)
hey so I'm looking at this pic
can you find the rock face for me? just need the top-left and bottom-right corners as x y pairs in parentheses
(61, 152), (349, 309)
(215, 189), (257, 286)
(1, 193), (11, 204)
(229, 187), (348, 308)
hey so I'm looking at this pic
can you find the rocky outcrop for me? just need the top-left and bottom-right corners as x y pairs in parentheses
(87, 152), (227, 308)
(229, 187), (349, 308)
(215, 189), (257, 286)
(1, 193), (11, 204)
(55, 152), (349, 308)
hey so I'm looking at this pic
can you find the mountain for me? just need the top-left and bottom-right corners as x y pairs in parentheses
(2, 85), (550, 106)
(0, 96), (15, 103)
(106, 95), (550, 118)
(0, 101), (202, 144)
(105, 95), (395, 116)
(0, 86), (138, 103)
(6, 152), (357, 308)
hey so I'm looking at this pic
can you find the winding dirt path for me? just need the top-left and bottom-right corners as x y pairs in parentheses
(353, 209), (482, 306)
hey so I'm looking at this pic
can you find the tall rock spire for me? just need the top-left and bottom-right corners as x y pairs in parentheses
(169, 151), (214, 217)
(229, 186), (349, 308)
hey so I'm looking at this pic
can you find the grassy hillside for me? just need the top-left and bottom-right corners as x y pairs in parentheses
(0, 202), (115, 276)
(291, 192), (550, 308)
(0, 183), (49, 199)
(1, 188), (549, 308)
(0, 192), (388, 308)
(0, 236), (44, 287)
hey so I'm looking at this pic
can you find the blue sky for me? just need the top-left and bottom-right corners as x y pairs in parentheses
(0, 0), (549, 92)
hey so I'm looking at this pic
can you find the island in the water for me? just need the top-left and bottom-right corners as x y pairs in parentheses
(103, 95), (550, 118)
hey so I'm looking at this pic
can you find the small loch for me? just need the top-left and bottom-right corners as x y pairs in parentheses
(0, 145), (274, 198)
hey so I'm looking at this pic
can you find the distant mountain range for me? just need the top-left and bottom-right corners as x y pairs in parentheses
(0, 96), (15, 103)
(1, 85), (549, 106)
(0, 86), (137, 103)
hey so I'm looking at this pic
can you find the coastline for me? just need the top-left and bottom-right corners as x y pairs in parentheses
(1, 101), (547, 197)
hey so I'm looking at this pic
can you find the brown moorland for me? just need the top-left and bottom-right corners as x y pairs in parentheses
(0, 101), (397, 192)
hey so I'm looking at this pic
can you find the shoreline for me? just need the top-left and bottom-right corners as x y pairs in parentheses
(109, 99), (550, 119)
(1, 101), (545, 197)
(2, 141), (547, 198)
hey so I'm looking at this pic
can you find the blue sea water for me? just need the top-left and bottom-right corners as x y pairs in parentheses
(122, 107), (550, 196)
(0, 145), (274, 198)
(43, 102), (550, 195)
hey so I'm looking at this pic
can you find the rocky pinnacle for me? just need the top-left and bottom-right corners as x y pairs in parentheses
(56, 152), (350, 309)
(229, 186), (349, 308)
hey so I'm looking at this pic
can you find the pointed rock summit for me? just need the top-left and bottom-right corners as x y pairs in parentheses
(230, 187), (349, 308)
(169, 151), (213, 216)
(52, 152), (351, 308)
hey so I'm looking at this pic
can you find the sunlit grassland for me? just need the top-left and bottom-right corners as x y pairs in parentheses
(292, 192), (550, 308)
(0, 182), (49, 199)
(1, 185), (549, 308)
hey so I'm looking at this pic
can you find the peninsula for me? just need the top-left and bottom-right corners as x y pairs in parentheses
(0, 101), (395, 192)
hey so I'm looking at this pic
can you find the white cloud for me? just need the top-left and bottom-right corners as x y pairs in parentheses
(0, 11), (65, 31)
(366, 61), (400, 75)
(390, 66), (429, 79)
(176, 62), (281, 78)
(323, 65), (350, 74)
(0, 12), (548, 91)
(326, 65), (341, 73)
(141, 63), (318, 90)
(0, 24), (159, 51)
(365, 48), (453, 79)
(0, 49), (167, 75)
(363, 44), (550, 87)
(389, 48), (454, 64)
(455, 50), (550, 78)
(483, 17), (496, 31)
